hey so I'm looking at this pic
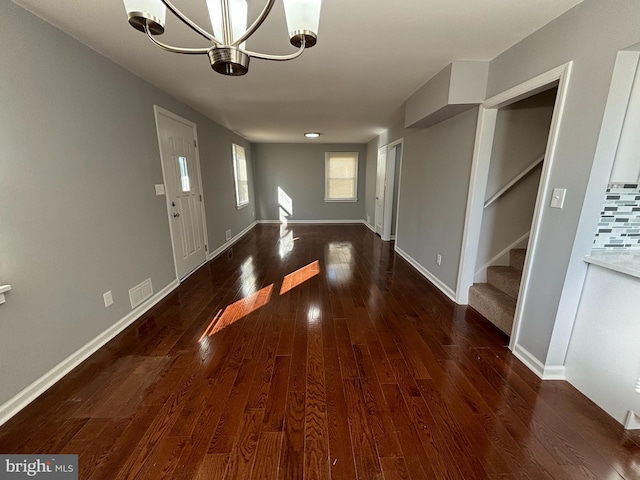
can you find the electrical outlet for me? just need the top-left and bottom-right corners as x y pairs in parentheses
(226, 229), (232, 241)
(103, 291), (113, 308)
(436, 254), (442, 265)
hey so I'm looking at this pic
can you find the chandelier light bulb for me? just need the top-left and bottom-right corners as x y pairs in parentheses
(123, 0), (167, 34)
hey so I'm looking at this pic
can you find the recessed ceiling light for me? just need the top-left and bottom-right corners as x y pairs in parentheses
(304, 132), (321, 138)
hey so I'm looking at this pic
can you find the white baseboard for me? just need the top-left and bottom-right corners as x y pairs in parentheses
(513, 343), (545, 378)
(0, 279), (180, 427)
(394, 246), (456, 302)
(542, 365), (567, 380)
(512, 343), (566, 380)
(208, 221), (257, 261)
(364, 221), (376, 233)
(257, 219), (365, 225)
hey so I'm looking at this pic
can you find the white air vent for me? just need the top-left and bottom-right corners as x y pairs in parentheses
(129, 278), (153, 309)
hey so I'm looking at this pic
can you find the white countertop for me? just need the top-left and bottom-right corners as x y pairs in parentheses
(584, 250), (640, 279)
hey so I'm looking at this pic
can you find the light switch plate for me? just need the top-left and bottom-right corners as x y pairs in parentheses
(550, 188), (566, 209)
(155, 184), (166, 195)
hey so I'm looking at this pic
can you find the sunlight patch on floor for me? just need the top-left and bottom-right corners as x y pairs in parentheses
(280, 260), (320, 295)
(199, 283), (274, 341)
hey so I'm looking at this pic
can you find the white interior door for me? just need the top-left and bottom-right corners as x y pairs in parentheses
(375, 145), (387, 235)
(154, 107), (207, 280)
(382, 143), (399, 240)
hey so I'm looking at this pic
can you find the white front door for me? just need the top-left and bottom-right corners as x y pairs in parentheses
(375, 145), (387, 235)
(154, 107), (207, 280)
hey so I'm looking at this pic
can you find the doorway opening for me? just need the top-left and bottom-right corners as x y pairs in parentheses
(457, 62), (572, 352)
(374, 139), (403, 241)
(469, 87), (558, 336)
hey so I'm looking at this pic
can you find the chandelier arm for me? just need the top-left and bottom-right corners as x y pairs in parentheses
(159, 0), (222, 45)
(145, 25), (210, 54)
(244, 43), (306, 62)
(232, 0), (277, 47)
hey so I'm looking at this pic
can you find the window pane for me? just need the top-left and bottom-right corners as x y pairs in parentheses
(232, 144), (249, 207)
(329, 179), (355, 199)
(178, 156), (191, 192)
(325, 152), (358, 201)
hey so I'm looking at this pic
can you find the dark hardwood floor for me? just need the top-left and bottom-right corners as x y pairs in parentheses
(1, 224), (639, 479)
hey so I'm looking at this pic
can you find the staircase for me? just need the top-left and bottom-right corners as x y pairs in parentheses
(469, 249), (526, 336)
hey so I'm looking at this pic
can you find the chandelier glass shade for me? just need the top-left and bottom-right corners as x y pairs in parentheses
(122, 0), (321, 76)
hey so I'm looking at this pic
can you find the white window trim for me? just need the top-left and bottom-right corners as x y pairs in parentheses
(232, 143), (250, 209)
(324, 152), (359, 202)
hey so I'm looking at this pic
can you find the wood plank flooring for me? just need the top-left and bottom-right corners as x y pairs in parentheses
(1, 224), (639, 479)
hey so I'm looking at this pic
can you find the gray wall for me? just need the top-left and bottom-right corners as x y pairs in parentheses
(395, 108), (479, 291)
(199, 126), (255, 246)
(0, 1), (254, 406)
(252, 143), (367, 221)
(475, 88), (556, 272)
(487, 0), (640, 364)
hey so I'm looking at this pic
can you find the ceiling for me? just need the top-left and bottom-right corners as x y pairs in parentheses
(13, 0), (583, 144)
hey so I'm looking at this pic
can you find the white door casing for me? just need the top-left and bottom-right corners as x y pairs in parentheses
(382, 141), (401, 241)
(375, 145), (387, 235)
(154, 106), (208, 280)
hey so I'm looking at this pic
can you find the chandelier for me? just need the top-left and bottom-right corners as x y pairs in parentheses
(123, 0), (321, 76)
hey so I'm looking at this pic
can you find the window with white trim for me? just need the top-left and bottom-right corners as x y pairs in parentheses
(325, 152), (358, 202)
(232, 144), (249, 208)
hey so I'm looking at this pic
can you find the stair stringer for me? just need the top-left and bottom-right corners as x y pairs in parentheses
(474, 231), (529, 283)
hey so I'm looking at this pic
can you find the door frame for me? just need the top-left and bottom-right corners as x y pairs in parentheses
(455, 62), (573, 352)
(385, 138), (404, 241)
(375, 145), (387, 236)
(375, 140), (404, 241)
(153, 105), (209, 282)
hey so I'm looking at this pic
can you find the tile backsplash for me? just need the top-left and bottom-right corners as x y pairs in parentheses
(592, 183), (640, 250)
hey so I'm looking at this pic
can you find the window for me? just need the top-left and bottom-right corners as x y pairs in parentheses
(232, 144), (249, 208)
(325, 152), (358, 202)
(178, 156), (191, 192)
